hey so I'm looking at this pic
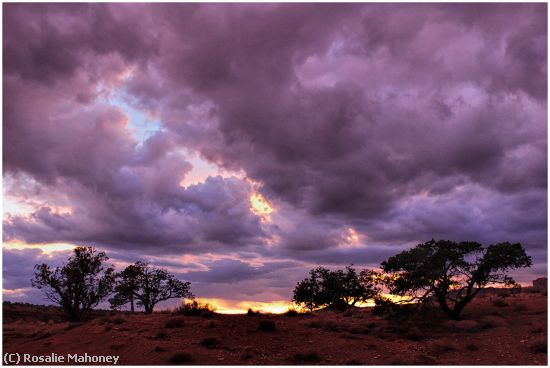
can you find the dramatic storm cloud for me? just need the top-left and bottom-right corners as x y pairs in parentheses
(3, 3), (547, 309)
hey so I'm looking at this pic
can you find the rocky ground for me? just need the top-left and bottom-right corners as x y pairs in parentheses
(3, 291), (547, 365)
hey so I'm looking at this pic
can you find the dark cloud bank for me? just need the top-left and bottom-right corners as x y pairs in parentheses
(3, 4), (547, 304)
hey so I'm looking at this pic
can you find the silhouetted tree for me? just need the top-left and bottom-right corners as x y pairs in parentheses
(293, 266), (380, 311)
(31, 247), (115, 321)
(110, 262), (193, 314)
(380, 239), (532, 319)
(109, 264), (141, 312)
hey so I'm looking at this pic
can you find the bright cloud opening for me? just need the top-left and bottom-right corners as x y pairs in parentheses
(249, 192), (274, 218)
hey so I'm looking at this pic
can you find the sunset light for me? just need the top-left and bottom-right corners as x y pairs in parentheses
(2, 3), (546, 365)
(4, 241), (76, 254)
(249, 192), (274, 217)
(344, 227), (360, 244)
(197, 298), (298, 314)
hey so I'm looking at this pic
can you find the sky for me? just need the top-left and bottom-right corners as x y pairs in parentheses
(2, 3), (547, 313)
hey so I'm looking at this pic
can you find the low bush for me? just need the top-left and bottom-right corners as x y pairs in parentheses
(65, 322), (84, 330)
(405, 327), (426, 341)
(492, 298), (508, 308)
(257, 320), (276, 332)
(165, 317), (185, 328)
(284, 309), (299, 317)
(431, 341), (457, 354)
(531, 342), (547, 354)
(291, 352), (321, 363)
(174, 301), (216, 317)
(154, 330), (168, 340)
(200, 337), (221, 349)
(169, 352), (192, 364)
(388, 358), (408, 365)
(512, 303), (528, 312)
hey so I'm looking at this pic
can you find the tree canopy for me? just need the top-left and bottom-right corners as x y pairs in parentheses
(110, 261), (194, 314)
(31, 246), (115, 321)
(293, 266), (380, 311)
(380, 239), (532, 319)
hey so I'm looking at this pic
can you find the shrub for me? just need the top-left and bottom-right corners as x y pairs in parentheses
(154, 330), (168, 340)
(200, 337), (221, 349)
(169, 352), (192, 364)
(284, 308), (299, 317)
(246, 308), (259, 316)
(389, 359), (408, 365)
(432, 341), (457, 354)
(258, 320), (276, 332)
(111, 317), (126, 325)
(110, 343), (124, 350)
(405, 327), (426, 341)
(66, 322), (85, 330)
(165, 317), (185, 328)
(480, 319), (498, 329)
(201, 311), (214, 318)
(531, 342), (547, 354)
(291, 352), (321, 363)
(174, 301), (216, 317)
(492, 298), (508, 308)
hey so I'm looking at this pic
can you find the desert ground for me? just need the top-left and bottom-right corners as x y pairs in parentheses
(3, 291), (547, 365)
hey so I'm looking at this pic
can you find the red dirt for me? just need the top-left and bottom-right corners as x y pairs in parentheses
(3, 292), (547, 365)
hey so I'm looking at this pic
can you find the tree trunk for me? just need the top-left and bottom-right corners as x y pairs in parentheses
(130, 297), (134, 313)
(435, 292), (457, 320)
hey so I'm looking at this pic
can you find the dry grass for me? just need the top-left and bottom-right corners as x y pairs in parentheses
(165, 317), (185, 328)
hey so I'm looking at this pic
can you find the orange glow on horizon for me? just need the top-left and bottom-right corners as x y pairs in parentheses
(196, 298), (297, 314)
(195, 294), (414, 314)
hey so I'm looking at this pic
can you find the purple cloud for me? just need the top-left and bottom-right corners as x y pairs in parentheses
(3, 3), (546, 306)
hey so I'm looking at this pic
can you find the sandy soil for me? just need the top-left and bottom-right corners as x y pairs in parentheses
(3, 292), (547, 365)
